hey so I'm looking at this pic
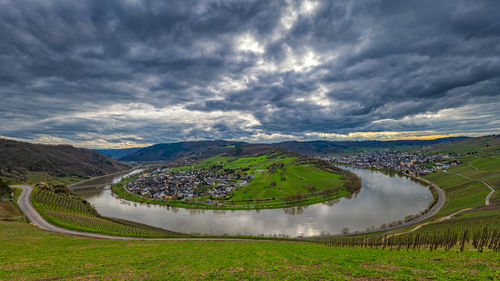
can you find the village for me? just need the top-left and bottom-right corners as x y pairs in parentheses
(320, 150), (462, 176)
(125, 167), (254, 201)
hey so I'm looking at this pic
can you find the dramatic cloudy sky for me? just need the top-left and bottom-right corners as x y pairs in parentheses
(1, 0), (499, 148)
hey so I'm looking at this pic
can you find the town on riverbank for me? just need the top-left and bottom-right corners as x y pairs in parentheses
(319, 150), (462, 176)
(126, 167), (254, 201)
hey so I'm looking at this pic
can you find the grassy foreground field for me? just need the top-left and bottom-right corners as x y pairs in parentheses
(1, 219), (499, 280)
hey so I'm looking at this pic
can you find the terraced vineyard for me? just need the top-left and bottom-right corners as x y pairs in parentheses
(320, 206), (500, 252)
(31, 184), (180, 237)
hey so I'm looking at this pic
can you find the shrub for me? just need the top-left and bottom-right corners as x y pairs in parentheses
(0, 178), (12, 200)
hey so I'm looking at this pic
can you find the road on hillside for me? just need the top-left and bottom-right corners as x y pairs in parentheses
(13, 185), (291, 242)
(482, 181), (495, 206)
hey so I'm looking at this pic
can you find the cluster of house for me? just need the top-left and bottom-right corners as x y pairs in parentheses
(126, 168), (254, 200)
(320, 150), (461, 176)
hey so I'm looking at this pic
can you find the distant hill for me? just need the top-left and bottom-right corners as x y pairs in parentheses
(119, 140), (244, 162)
(417, 135), (499, 154)
(0, 139), (129, 181)
(228, 143), (287, 157)
(116, 137), (468, 162)
(95, 147), (143, 159)
(275, 137), (469, 155)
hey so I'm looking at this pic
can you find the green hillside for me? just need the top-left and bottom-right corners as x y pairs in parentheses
(420, 135), (499, 208)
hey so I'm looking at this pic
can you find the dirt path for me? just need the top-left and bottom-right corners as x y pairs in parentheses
(13, 185), (297, 243)
(482, 181), (495, 206)
(382, 208), (472, 240)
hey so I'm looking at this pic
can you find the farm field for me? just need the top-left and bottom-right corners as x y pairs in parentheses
(413, 206), (500, 235)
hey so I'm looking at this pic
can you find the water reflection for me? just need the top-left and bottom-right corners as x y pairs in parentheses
(74, 167), (432, 237)
(283, 205), (307, 215)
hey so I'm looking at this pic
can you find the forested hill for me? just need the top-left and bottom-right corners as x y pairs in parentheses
(112, 137), (468, 162)
(119, 140), (242, 162)
(275, 137), (468, 155)
(0, 138), (129, 181)
(95, 147), (143, 159)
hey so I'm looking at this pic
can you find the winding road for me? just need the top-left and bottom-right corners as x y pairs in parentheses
(13, 185), (290, 242)
(482, 181), (495, 206)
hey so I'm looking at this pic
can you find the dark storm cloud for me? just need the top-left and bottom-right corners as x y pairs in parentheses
(0, 0), (499, 147)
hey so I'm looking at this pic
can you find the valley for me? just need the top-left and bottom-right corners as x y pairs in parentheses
(1, 136), (499, 280)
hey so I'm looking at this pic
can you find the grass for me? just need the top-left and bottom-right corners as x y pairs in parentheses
(171, 153), (295, 173)
(1, 220), (499, 280)
(231, 163), (343, 201)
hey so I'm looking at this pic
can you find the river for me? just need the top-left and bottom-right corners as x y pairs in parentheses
(72, 167), (433, 237)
